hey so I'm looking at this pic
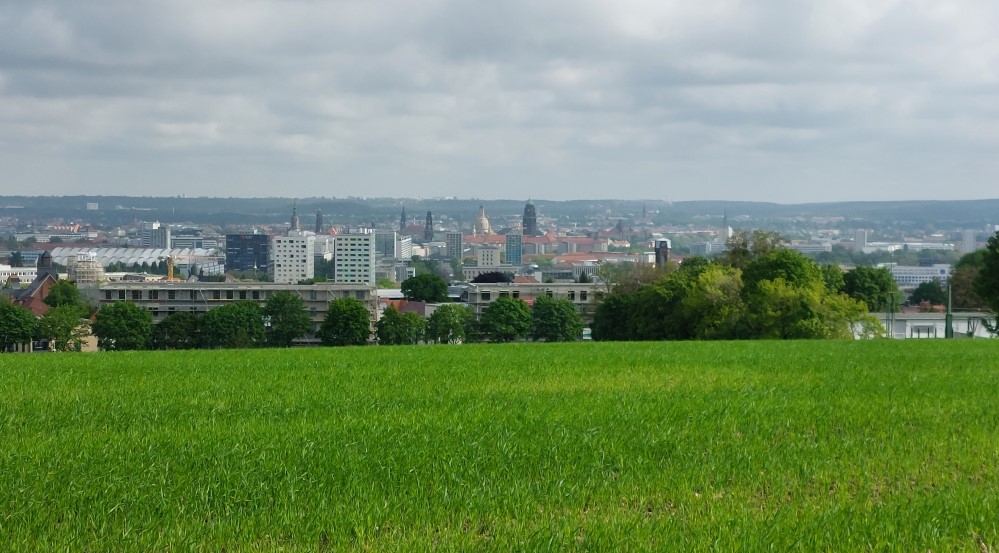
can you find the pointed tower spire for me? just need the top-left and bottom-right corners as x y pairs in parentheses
(400, 205), (407, 231)
(290, 200), (301, 233)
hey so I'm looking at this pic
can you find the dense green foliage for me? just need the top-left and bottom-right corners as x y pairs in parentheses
(477, 296), (531, 342)
(975, 231), (999, 314)
(909, 279), (947, 306)
(593, 251), (877, 341)
(37, 305), (90, 351)
(199, 301), (266, 349)
(318, 298), (371, 346)
(843, 265), (900, 312)
(530, 295), (584, 342)
(92, 301), (153, 351)
(2, 342), (998, 550)
(262, 291), (313, 347)
(0, 301), (36, 351)
(952, 250), (986, 309)
(400, 274), (448, 303)
(426, 304), (471, 344)
(151, 312), (200, 350)
(43, 279), (86, 311)
(376, 306), (426, 345)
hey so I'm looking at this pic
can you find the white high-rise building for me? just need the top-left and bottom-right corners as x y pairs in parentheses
(961, 230), (977, 254)
(334, 231), (376, 285)
(270, 231), (316, 284)
(396, 235), (413, 260)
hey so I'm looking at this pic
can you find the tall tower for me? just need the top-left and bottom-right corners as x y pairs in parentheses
(290, 202), (300, 232)
(474, 204), (492, 235)
(522, 200), (538, 236)
(424, 211), (434, 242)
(315, 210), (324, 234)
(400, 206), (407, 231)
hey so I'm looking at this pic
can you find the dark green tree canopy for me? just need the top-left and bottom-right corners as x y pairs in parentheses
(0, 300), (37, 352)
(843, 266), (900, 312)
(376, 306), (426, 345)
(263, 291), (313, 347)
(478, 296), (531, 342)
(909, 279), (947, 307)
(44, 279), (86, 313)
(974, 231), (999, 315)
(92, 301), (153, 351)
(426, 304), (471, 344)
(199, 301), (266, 349)
(742, 249), (823, 293)
(531, 295), (584, 342)
(401, 273), (448, 302)
(471, 271), (514, 284)
(319, 298), (371, 346)
(152, 312), (199, 350)
(38, 305), (89, 352)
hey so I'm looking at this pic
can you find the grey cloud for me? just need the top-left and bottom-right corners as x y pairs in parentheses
(0, 0), (997, 201)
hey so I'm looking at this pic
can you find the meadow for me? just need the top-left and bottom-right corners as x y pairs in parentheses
(1, 340), (998, 551)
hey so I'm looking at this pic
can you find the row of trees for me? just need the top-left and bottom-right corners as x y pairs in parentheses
(87, 293), (585, 351)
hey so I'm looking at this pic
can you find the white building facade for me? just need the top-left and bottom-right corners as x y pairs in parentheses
(270, 232), (316, 284)
(334, 232), (376, 285)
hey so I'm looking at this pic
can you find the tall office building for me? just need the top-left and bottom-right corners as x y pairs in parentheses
(334, 231), (376, 285)
(270, 232), (315, 284)
(269, 206), (314, 284)
(315, 210), (324, 234)
(506, 232), (523, 266)
(396, 235), (413, 260)
(140, 221), (160, 246)
(374, 230), (399, 259)
(445, 232), (463, 260)
(961, 230), (977, 253)
(522, 200), (538, 236)
(854, 229), (867, 251)
(424, 211), (434, 242)
(226, 234), (270, 272)
(149, 227), (171, 249)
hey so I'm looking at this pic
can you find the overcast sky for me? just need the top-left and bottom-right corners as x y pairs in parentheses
(1, 1), (997, 202)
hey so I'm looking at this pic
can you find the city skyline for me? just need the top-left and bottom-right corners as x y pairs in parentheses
(1, 2), (998, 202)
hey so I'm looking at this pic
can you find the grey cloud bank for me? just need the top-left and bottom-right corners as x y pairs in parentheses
(1, 0), (997, 202)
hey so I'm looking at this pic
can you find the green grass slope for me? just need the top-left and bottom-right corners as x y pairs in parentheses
(2, 341), (998, 551)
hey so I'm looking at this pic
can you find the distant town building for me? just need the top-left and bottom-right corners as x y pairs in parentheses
(149, 227), (171, 249)
(270, 232), (315, 284)
(226, 233), (269, 272)
(333, 231), (376, 285)
(399, 205), (407, 232)
(315, 210), (324, 234)
(506, 232), (523, 266)
(445, 232), (463, 260)
(473, 204), (492, 235)
(961, 230), (977, 253)
(879, 263), (951, 291)
(98, 281), (378, 345)
(424, 211), (434, 242)
(522, 200), (538, 236)
(67, 252), (107, 284)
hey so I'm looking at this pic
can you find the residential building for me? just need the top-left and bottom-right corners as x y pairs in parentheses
(464, 281), (606, 322)
(334, 231), (376, 285)
(445, 232), (463, 260)
(98, 281), (377, 345)
(880, 263), (952, 290)
(270, 232), (316, 284)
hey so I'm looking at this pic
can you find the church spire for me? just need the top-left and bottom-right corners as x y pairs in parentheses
(290, 200), (300, 232)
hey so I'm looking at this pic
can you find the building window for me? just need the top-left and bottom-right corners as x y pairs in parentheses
(118, 290), (126, 300)
(481, 291), (491, 301)
(252, 291), (260, 300)
(168, 290), (176, 300)
(239, 291), (247, 300)
(105, 291), (112, 301)
(580, 291), (587, 301)
(213, 290), (221, 300)
(149, 290), (159, 300)
(131, 290), (141, 301)
(226, 290), (234, 300)
(568, 291), (576, 301)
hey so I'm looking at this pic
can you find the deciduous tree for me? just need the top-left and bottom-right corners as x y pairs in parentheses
(426, 304), (471, 344)
(0, 300), (36, 352)
(531, 295), (584, 342)
(319, 298), (370, 346)
(909, 279), (946, 307)
(263, 291), (312, 347)
(401, 273), (448, 302)
(38, 305), (90, 352)
(376, 306), (426, 345)
(478, 296), (531, 342)
(843, 266), (900, 312)
(92, 301), (153, 351)
(152, 312), (199, 350)
(199, 301), (265, 349)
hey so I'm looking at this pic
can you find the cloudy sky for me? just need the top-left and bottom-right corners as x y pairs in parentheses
(1, 1), (997, 202)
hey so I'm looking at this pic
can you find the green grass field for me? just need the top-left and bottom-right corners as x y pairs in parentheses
(2, 341), (998, 551)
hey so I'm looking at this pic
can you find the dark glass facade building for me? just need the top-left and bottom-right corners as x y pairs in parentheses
(225, 234), (270, 272)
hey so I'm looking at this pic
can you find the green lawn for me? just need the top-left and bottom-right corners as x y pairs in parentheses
(2, 341), (998, 551)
